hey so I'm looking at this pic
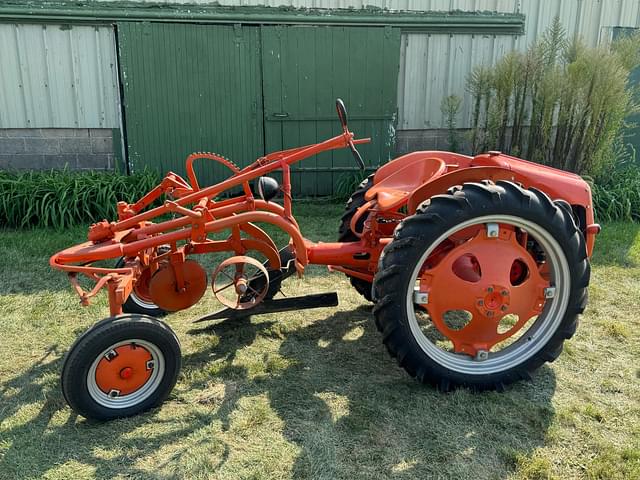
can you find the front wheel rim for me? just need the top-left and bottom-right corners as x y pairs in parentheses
(405, 215), (571, 376)
(87, 339), (165, 409)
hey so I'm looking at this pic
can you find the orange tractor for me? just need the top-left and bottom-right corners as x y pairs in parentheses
(52, 100), (598, 420)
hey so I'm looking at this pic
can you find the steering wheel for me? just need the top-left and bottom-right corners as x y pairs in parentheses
(336, 99), (366, 171)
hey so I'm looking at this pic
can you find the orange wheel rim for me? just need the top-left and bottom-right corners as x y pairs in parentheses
(418, 224), (550, 357)
(95, 344), (154, 396)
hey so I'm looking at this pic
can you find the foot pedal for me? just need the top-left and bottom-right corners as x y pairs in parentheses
(193, 292), (338, 323)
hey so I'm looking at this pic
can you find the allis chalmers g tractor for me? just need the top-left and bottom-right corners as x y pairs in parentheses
(51, 100), (598, 420)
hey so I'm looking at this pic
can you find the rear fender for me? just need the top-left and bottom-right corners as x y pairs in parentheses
(407, 164), (597, 256)
(407, 167), (524, 213)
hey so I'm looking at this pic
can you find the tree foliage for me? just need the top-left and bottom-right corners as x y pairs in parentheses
(467, 17), (640, 175)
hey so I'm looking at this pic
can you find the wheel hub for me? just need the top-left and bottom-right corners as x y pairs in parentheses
(477, 285), (510, 317)
(94, 344), (154, 396)
(417, 225), (550, 357)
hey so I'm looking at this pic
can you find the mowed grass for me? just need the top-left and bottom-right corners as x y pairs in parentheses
(0, 203), (639, 480)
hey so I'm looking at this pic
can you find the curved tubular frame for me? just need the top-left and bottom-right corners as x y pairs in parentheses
(51, 124), (597, 318)
(51, 129), (371, 315)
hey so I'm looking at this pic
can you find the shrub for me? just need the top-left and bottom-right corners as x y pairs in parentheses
(440, 95), (463, 152)
(467, 17), (640, 176)
(0, 169), (160, 229)
(334, 170), (369, 202)
(592, 168), (640, 222)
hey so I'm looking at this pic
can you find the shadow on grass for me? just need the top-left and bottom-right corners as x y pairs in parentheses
(185, 306), (557, 477)
(0, 306), (556, 478)
(0, 346), (222, 479)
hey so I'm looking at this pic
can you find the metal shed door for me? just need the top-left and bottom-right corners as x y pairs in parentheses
(262, 25), (401, 196)
(118, 23), (263, 185)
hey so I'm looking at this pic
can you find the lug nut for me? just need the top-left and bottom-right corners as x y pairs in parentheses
(487, 287), (493, 293)
(476, 350), (489, 361)
(477, 300), (484, 306)
(487, 311), (494, 317)
(501, 290), (508, 296)
(501, 305), (508, 311)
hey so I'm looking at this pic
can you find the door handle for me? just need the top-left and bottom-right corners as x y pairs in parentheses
(272, 112), (289, 118)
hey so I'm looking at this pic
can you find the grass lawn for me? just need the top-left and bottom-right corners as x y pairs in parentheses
(0, 202), (639, 479)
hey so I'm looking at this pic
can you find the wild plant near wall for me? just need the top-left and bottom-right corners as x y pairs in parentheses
(0, 169), (160, 229)
(592, 167), (640, 222)
(440, 95), (463, 152)
(467, 17), (640, 175)
(335, 170), (369, 202)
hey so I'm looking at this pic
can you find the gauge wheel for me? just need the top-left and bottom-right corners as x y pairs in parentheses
(116, 250), (169, 317)
(373, 181), (590, 391)
(61, 314), (181, 421)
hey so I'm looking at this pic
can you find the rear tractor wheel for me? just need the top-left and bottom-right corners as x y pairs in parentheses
(373, 181), (590, 391)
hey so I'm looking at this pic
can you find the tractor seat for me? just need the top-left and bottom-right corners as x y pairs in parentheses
(365, 157), (447, 210)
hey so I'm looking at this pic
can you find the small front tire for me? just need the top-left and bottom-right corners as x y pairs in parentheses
(61, 314), (181, 421)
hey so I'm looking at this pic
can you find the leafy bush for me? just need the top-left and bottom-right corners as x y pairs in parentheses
(334, 170), (369, 202)
(0, 169), (160, 229)
(592, 168), (640, 222)
(467, 17), (640, 176)
(440, 95), (463, 152)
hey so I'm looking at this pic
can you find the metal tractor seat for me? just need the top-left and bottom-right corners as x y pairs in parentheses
(365, 155), (447, 210)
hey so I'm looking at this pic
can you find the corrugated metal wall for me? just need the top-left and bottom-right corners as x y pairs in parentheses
(0, 23), (119, 128)
(98, 0), (519, 9)
(398, 0), (640, 129)
(95, 0), (640, 130)
(2, 1), (638, 132)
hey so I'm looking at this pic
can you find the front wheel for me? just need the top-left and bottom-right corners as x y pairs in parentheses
(61, 315), (181, 420)
(373, 181), (590, 391)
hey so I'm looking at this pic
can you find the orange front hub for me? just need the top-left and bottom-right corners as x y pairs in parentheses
(95, 344), (154, 396)
(418, 226), (550, 357)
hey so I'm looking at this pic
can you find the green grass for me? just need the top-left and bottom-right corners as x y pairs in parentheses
(0, 204), (639, 479)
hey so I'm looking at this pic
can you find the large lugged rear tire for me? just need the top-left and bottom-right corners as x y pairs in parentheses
(373, 181), (590, 391)
(338, 174), (375, 302)
(61, 315), (181, 421)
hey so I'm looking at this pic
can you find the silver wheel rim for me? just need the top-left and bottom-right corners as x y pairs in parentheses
(405, 215), (571, 375)
(87, 339), (165, 409)
(129, 291), (160, 311)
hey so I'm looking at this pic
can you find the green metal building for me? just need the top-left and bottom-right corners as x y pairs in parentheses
(0, 1), (638, 195)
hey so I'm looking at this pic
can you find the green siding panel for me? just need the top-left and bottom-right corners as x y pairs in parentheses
(261, 25), (401, 196)
(118, 22), (400, 195)
(118, 22), (264, 186)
